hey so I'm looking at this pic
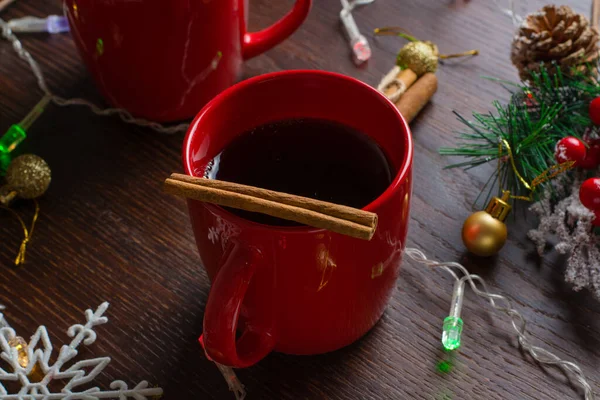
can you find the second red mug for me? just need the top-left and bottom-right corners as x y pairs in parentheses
(183, 70), (413, 368)
(63, 0), (311, 121)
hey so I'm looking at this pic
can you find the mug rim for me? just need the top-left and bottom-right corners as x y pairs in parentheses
(182, 69), (413, 234)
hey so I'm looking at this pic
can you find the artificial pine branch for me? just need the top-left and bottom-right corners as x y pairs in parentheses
(440, 64), (599, 206)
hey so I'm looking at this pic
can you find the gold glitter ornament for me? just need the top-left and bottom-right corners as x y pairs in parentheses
(374, 27), (478, 79)
(5, 154), (51, 200)
(0, 154), (50, 266)
(396, 41), (439, 77)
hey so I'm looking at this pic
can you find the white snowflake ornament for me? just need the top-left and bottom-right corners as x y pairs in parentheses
(0, 302), (163, 400)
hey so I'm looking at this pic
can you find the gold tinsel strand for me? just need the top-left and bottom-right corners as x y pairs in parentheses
(461, 140), (575, 257)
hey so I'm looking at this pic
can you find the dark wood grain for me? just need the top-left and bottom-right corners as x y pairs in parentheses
(1, 0), (600, 399)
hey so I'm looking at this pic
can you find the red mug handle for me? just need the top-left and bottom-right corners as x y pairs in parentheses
(201, 242), (276, 368)
(241, 0), (312, 60)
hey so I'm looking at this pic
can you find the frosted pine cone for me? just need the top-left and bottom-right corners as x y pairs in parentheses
(511, 5), (599, 80)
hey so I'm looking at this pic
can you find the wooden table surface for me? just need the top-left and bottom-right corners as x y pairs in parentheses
(2, 0), (600, 399)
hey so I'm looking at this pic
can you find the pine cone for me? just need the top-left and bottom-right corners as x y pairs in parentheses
(511, 5), (600, 81)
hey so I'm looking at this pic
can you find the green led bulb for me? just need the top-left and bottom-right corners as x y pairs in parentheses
(442, 316), (463, 350)
(441, 278), (466, 351)
(0, 125), (26, 154)
(0, 95), (51, 155)
(0, 152), (11, 173)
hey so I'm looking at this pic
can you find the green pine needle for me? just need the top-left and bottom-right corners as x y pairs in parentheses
(440, 63), (599, 206)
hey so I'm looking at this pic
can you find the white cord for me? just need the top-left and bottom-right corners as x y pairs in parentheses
(494, 0), (523, 26)
(0, 17), (190, 134)
(1, 6), (593, 399)
(341, 0), (374, 13)
(404, 247), (595, 400)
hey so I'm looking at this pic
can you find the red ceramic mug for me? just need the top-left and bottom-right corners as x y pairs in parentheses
(183, 70), (413, 368)
(63, 0), (311, 121)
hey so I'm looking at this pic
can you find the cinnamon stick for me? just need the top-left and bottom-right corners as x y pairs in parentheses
(0, 0), (16, 12)
(383, 68), (418, 99)
(164, 174), (378, 240)
(396, 72), (438, 123)
(170, 174), (376, 227)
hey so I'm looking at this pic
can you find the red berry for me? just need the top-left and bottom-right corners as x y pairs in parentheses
(590, 97), (600, 125)
(555, 137), (587, 166)
(579, 139), (600, 170)
(580, 178), (600, 210)
(593, 209), (600, 227)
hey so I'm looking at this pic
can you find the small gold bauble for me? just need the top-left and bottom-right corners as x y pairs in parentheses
(462, 211), (507, 257)
(396, 41), (439, 77)
(5, 154), (51, 199)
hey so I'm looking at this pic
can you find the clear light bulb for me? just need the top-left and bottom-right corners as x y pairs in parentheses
(340, 0), (373, 65)
(8, 336), (29, 368)
(442, 278), (465, 351)
(8, 15), (69, 33)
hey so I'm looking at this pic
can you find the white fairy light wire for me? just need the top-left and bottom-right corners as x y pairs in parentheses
(404, 247), (595, 400)
(0, 17), (189, 134)
(494, 0), (523, 26)
(1, 4), (595, 399)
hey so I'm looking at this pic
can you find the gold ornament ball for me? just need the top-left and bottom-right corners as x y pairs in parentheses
(462, 211), (507, 257)
(5, 154), (51, 199)
(396, 41), (439, 77)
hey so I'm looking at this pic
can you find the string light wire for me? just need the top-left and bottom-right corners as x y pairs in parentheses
(494, 0), (523, 26)
(0, 6), (595, 400)
(0, 17), (189, 134)
(404, 247), (595, 400)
